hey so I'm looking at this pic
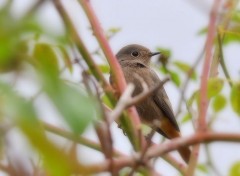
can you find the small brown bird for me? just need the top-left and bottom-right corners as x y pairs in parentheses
(110, 44), (191, 163)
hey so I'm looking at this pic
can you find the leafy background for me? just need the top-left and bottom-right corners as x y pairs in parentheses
(0, 0), (240, 176)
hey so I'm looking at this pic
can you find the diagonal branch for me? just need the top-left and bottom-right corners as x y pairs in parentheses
(109, 77), (170, 123)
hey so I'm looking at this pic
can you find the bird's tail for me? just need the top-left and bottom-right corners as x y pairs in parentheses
(156, 121), (191, 163)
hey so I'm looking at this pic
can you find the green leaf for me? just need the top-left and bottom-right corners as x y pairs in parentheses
(0, 82), (75, 176)
(33, 43), (60, 77)
(197, 164), (208, 173)
(197, 26), (208, 35)
(99, 64), (110, 73)
(58, 45), (73, 73)
(181, 113), (191, 124)
(212, 94), (227, 112)
(229, 161), (240, 176)
(222, 26), (240, 45)
(169, 70), (181, 87)
(46, 82), (96, 134)
(207, 78), (224, 98)
(232, 10), (240, 22)
(156, 47), (172, 58)
(34, 43), (97, 134)
(173, 61), (197, 80)
(230, 83), (240, 116)
(102, 94), (113, 108)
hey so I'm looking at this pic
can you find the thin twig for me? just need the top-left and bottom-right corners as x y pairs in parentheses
(129, 129), (156, 176)
(109, 77), (170, 123)
(53, 0), (111, 93)
(175, 47), (204, 117)
(43, 122), (123, 157)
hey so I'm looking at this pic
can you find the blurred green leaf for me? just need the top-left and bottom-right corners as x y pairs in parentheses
(173, 61), (197, 80)
(108, 27), (121, 34)
(0, 8), (43, 72)
(106, 27), (121, 39)
(159, 66), (168, 74)
(156, 47), (171, 66)
(169, 70), (181, 87)
(181, 113), (191, 124)
(0, 82), (77, 176)
(230, 83), (240, 116)
(47, 82), (96, 134)
(222, 26), (240, 45)
(33, 43), (96, 133)
(58, 45), (73, 73)
(156, 47), (172, 58)
(229, 161), (240, 176)
(33, 43), (59, 76)
(232, 10), (240, 22)
(102, 94), (113, 108)
(212, 94), (227, 113)
(99, 64), (110, 73)
(207, 78), (224, 98)
(197, 26), (208, 35)
(197, 164), (208, 173)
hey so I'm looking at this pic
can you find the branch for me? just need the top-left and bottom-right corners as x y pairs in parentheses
(78, 0), (145, 151)
(53, 0), (111, 93)
(109, 77), (170, 123)
(43, 122), (123, 157)
(187, 1), (221, 175)
(82, 132), (240, 174)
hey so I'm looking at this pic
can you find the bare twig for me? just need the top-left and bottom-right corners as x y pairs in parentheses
(80, 132), (240, 174)
(175, 47), (204, 117)
(53, 0), (111, 93)
(109, 77), (170, 123)
(129, 129), (156, 176)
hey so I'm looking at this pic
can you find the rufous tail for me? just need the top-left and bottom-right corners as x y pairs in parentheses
(157, 119), (191, 163)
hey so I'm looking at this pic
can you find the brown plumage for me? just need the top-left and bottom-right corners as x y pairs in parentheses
(110, 44), (191, 163)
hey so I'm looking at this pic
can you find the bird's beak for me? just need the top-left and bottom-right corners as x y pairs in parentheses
(149, 52), (161, 57)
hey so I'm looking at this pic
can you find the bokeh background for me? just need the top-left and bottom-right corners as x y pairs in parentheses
(0, 0), (240, 176)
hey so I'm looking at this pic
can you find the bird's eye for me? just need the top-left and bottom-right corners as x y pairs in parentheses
(131, 51), (139, 57)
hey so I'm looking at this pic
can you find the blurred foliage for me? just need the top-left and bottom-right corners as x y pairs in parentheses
(229, 161), (240, 176)
(0, 1), (240, 176)
(230, 83), (240, 116)
(156, 47), (198, 87)
(0, 1), (98, 175)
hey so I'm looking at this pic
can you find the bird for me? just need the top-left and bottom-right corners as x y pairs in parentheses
(109, 44), (191, 163)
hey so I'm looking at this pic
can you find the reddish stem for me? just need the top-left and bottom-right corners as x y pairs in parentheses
(198, 0), (221, 132)
(79, 0), (144, 149)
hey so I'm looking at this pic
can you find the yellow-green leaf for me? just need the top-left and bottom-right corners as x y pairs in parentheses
(33, 43), (59, 77)
(181, 113), (191, 124)
(229, 161), (240, 176)
(231, 83), (240, 116)
(173, 61), (197, 80)
(207, 78), (224, 98)
(212, 94), (227, 112)
(197, 164), (208, 173)
(169, 70), (181, 87)
(59, 45), (73, 73)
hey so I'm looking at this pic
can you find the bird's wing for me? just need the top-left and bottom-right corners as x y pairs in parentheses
(150, 71), (180, 132)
